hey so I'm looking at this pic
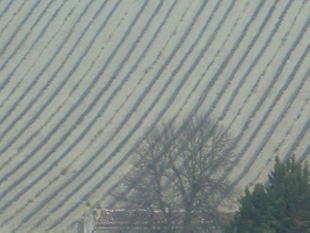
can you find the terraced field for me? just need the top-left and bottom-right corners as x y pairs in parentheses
(0, 0), (309, 232)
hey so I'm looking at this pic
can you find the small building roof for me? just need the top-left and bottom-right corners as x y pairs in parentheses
(93, 206), (234, 227)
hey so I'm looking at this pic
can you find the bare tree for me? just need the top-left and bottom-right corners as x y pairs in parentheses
(114, 114), (237, 232)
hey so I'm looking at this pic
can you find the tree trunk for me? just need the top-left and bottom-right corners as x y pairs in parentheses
(183, 211), (192, 233)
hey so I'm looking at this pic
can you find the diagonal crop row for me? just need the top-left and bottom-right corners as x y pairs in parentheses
(211, 21), (310, 205)
(219, 0), (301, 120)
(55, 0), (308, 229)
(230, 47), (310, 188)
(55, 0), (181, 176)
(205, 0), (276, 116)
(6, 0), (182, 227)
(74, 0), (236, 165)
(29, 0), (222, 229)
(44, 0), (251, 230)
(101, 0), (243, 210)
(0, 0), (140, 210)
(0, 0), (15, 30)
(0, 0), (34, 53)
(0, 0), (43, 63)
(106, 0), (306, 211)
(0, 0), (74, 109)
(274, 91), (310, 154)
(223, 1), (307, 141)
(227, 18), (309, 166)
(105, 0), (267, 212)
(251, 76), (310, 186)
(283, 120), (310, 161)
(0, 0), (117, 163)
(0, 0), (110, 146)
(0, 0), (164, 224)
(8, 0), (167, 230)
(0, 8), (77, 173)
(1, 0), (308, 231)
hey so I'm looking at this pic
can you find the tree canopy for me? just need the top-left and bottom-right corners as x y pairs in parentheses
(226, 156), (310, 233)
(113, 115), (237, 232)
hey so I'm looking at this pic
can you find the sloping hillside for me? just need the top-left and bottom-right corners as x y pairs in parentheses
(0, 0), (309, 232)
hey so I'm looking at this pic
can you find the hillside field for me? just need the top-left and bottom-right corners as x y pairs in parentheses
(0, 0), (309, 232)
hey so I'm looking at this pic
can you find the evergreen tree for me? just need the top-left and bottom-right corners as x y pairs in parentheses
(226, 156), (310, 233)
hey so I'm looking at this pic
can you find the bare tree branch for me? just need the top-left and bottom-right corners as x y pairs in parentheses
(112, 114), (237, 232)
